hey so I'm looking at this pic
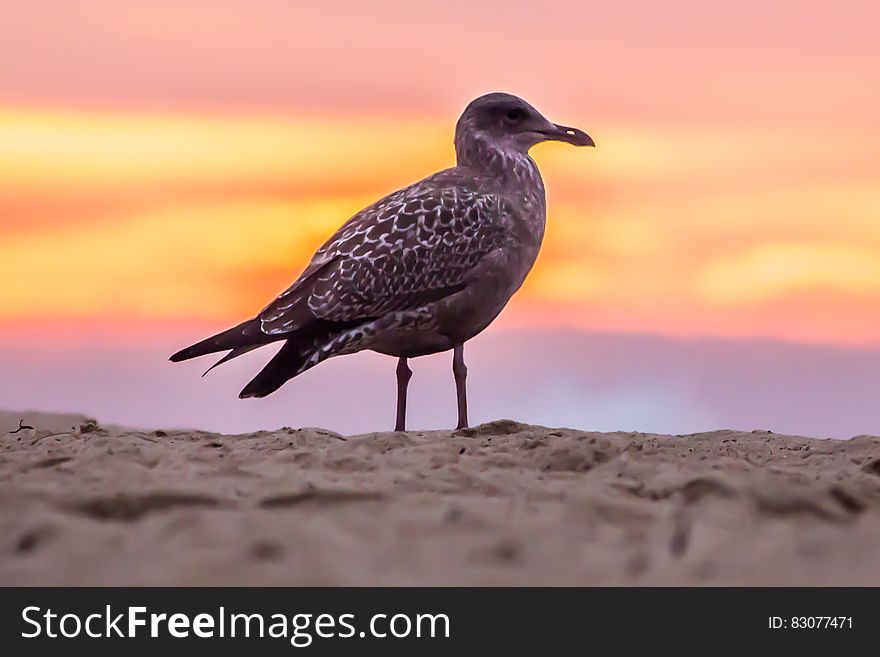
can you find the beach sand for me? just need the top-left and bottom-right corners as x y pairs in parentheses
(2, 410), (879, 585)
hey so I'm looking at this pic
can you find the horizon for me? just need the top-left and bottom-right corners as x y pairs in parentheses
(3, 326), (879, 439)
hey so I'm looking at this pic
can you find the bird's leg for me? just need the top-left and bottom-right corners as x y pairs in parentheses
(395, 356), (412, 432)
(452, 343), (468, 429)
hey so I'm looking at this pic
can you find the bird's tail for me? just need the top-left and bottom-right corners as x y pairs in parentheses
(173, 315), (370, 398)
(169, 319), (273, 363)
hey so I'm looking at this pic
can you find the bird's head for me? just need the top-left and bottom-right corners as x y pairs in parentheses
(455, 93), (594, 161)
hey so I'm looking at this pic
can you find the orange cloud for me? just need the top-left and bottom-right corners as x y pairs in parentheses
(1, 105), (879, 349)
(0, 108), (449, 198)
(696, 243), (880, 305)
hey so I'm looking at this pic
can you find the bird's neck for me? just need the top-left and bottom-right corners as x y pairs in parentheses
(455, 136), (543, 191)
(456, 135), (547, 250)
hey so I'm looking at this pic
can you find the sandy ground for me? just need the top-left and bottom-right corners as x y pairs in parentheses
(2, 410), (880, 586)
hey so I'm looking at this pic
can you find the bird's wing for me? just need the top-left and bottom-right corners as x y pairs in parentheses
(258, 181), (512, 335)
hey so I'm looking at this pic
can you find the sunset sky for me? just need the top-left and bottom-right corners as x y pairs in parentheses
(1, 1), (879, 436)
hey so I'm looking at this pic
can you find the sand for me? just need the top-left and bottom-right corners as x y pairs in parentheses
(2, 410), (880, 586)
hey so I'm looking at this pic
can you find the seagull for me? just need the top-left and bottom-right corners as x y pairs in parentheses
(170, 93), (593, 430)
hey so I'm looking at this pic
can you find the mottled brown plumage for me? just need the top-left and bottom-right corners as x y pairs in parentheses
(170, 93), (593, 429)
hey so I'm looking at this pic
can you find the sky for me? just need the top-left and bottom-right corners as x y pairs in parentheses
(1, 1), (879, 436)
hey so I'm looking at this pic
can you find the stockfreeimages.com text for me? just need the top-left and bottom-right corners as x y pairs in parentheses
(22, 606), (450, 646)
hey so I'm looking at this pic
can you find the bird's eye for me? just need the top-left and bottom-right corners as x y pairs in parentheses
(505, 108), (527, 122)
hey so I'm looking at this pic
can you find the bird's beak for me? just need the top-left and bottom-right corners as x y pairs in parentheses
(538, 123), (595, 147)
